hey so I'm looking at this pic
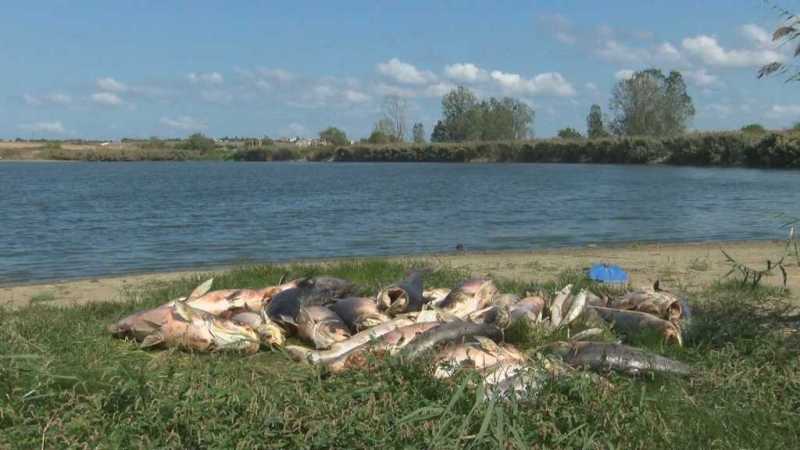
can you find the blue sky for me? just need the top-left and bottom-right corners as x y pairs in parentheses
(3, 0), (800, 140)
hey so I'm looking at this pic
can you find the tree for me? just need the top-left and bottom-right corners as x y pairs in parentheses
(609, 69), (695, 136)
(367, 120), (401, 144)
(319, 127), (349, 146)
(759, 7), (800, 81)
(586, 104), (609, 139)
(431, 120), (450, 142)
(557, 127), (583, 139)
(741, 123), (767, 134)
(382, 95), (408, 141)
(441, 86), (479, 141)
(412, 123), (426, 143)
(181, 133), (216, 151)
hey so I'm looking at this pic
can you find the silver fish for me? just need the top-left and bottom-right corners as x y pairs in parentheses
(296, 306), (351, 349)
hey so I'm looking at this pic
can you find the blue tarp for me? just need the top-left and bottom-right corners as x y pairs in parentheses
(588, 263), (629, 284)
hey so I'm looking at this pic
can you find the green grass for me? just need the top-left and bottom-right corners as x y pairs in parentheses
(2, 260), (799, 448)
(29, 291), (55, 303)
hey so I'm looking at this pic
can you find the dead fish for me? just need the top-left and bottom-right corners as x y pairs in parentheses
(329, 297), (391, 332)
(589, 306), (683, 345)
(424, 288), (451, 306)
(376, 271), (425, 315)
(141, 301), (260, 353)
(545, 341), (691, 376)
(608, 287), (683, 322)
(433, 338), (524, 379)
(108, 303), (174, 341)
(509, 296), (545, 323)
(324, 322), (442, 373)
(285, 318), (415, 364)
(296, 306), (351, 349)
(494, 293), (521, 306)
(437, 279), (499, 319)
(229, 311), (286, 347)
(266, 277), (354, 329)
(562, 290), (588, 326)
(548, 285), (572, 327)
(400, 320), (503, 359)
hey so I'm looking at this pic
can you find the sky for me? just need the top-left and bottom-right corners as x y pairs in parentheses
(3, 0), (800, 140)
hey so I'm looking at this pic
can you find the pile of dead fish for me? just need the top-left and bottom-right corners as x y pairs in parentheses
(109, 272), (692, 398)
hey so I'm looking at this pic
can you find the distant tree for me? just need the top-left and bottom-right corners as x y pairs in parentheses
(319, 127), (349, 146)
(431, 120), (450, 142)
(741, 123), (767, 134)
(367, 120), (401, 144)
(412, 123), (426, 143)
(792, 122), (800, 131)
(586, 104), (609, 138)
(382, 95), (408, 141)
(441, 86), (480, 141)
(557, 127), (583, 139)
(182, 133), (216, 151)
(609, 69), (695, 136)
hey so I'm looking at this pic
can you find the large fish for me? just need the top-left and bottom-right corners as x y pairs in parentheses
(187, 278), (302, 317)
(436, 279), (499, 319)
(323, 322), (442, 373)
(376, 271), (426, 315)
(424, 288), (451, 307)
(285, 318), (415, 365)
(545, 341), (691, 376)
(328, 297), (390, 332)
(296, 306), (351, 349)
(607, 285), (683, 322)
(140, 301), (260, 353)
(266, 277), (354, 330)
(433, 338), (524, 379)
(510, 296), (545, 323)
(589, 306), (683, 345)
(400, 320), (503, 359)
(108, 304), (175, 341)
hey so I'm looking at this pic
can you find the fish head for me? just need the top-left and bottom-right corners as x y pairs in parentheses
(377, 287), (409, 315)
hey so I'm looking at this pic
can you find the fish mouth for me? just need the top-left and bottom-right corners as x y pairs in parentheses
(208, 322), (259, 351)
(255, 324), (286, 347)
(379, 287), (409, 314)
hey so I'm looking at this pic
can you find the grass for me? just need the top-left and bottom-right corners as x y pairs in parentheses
(28, 291), (55, 303)
(1, 260), (799, 448)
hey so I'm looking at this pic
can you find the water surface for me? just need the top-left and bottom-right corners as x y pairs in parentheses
(1, 162), (798, 283)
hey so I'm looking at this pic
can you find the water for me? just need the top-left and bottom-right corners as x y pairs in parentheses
(1, 161), (798, 284)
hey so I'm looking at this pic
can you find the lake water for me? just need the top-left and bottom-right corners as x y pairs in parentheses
(1, 161), (798, 284)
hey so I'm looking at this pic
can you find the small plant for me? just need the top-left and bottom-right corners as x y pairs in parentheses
(721, 249), (787, 289)
(30, 291), (56, 303)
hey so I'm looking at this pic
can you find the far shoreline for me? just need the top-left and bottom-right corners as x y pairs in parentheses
(2, 239), (795, 309)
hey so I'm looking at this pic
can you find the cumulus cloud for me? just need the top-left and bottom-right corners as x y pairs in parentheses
(188, 72), (224, 84)
(91, 92), (123, 106)
(160, 116), (207, 131)
(18, 121), (66, 133)
(489, 70), (576, 96)
(684, 68), (720, 87)
(595, 40), (650, 64)
(377, 58), (437, 84)
(96, 77), (127, 92)
(200, 90), (233, 104)
(681, 35), (784, 67)
(656, 42), (682, 61)
(23, 93), (72, 106)
(614, 69), (635, 80)
(538, 13), (577, 45)
(767, 104), (800, 118)
(343, 89), (371, 103)
(444, 63), (488, 82)
(424, 82), (457, 97)
(740, 24), (772, 47)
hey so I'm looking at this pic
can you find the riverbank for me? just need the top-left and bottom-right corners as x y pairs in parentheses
(2, 240), (796, 309)
(5, 131), (800, 168)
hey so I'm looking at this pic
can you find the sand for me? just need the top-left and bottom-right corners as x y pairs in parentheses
(2, 240), (797, 309)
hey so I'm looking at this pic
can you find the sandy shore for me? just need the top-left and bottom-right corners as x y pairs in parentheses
(2, 240), (797, 309)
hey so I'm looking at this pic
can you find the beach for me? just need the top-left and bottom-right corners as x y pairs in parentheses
(3, 239), (796, 309)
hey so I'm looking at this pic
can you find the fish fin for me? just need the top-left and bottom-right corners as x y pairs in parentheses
(188, 278), (214, 300)
(173, 301), (195, 322)
(140, 332), (164, 349)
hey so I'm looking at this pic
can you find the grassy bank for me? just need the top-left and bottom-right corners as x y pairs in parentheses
(2, 260), (798, 448)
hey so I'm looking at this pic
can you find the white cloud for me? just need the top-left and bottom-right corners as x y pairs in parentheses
(444, 63), (488, 82)
(260, 68), (293, 82)
(96, 77), (127, 92)
(585, 82), (599, 92)
(707, 103), (733, 117)
(160, 116), (207, 131)
(343, 89), (370, 103)
(91, 92), (123, 106)
(200, 90), (233, 104)
(767, 104), (800, 118)
(424, 82), (456, 97)
(490, 70), (576, 96)
(188, 72), (224, 84)
(614, 69), (635, 80)
(596, 40), (649, 64)
(18, 121), (66, 133)
(375, 83), (419, 98)
(377, 58), (437, 84)
(656, 42), (682, 61)
(539, 14), (577, 45)
(24, 93), (72, 106)
(682, 35), (784, 67)
(684, 68), (720, 87)
(740, 24), (772, 47)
